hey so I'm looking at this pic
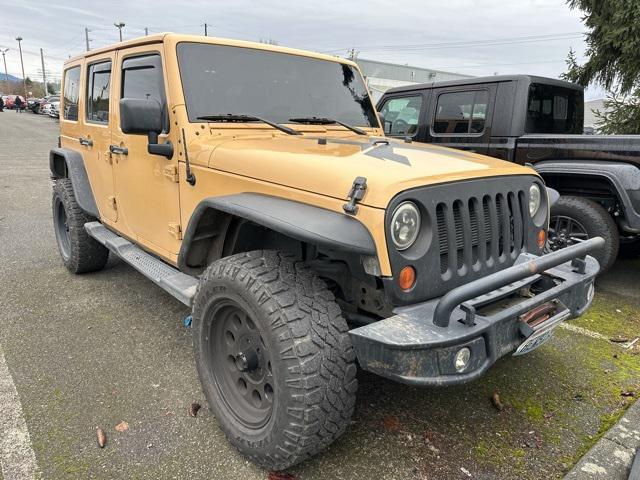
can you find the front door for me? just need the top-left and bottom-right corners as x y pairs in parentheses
(110, 46), (181, 259)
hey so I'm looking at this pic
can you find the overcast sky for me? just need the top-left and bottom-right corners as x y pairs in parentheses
(0, 0), (605, 99)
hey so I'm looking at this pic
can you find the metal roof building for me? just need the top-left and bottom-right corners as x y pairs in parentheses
(355, 58), (472, 102)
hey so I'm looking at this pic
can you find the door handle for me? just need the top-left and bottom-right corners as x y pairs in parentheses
(109, 145), (129, 155)
(79, 137), (93, 147)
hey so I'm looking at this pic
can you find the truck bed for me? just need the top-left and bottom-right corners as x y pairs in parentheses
(515, 134), (640, 166)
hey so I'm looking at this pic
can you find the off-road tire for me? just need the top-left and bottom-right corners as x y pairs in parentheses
(52, 179), (109, 273)
(192, 250), (357, 470)
(550, 195), (619, 272)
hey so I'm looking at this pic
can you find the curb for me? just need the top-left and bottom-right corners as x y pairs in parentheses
(565, 400), (640, 479)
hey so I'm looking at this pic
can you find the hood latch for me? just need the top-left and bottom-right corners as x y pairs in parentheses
(343, 176), (367, 215)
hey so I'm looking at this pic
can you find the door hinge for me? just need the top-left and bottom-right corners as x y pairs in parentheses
(168, 222), (182, 240)
(343, 176), (367, 215)
(108, 195), (117, 210)
(163, 164), (179, 183)
(105, 150), (113, 165)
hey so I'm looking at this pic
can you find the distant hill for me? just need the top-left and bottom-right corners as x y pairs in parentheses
(1, 73), (23, 83)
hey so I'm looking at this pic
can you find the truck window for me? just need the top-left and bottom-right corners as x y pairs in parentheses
(432, 90), (488, 135)
(525, 83), (583, 134)
(62, 66), (80, 121)
(176, 42), (378, 127)
(379, 96), (422, 136)
(86, 61), (111, 124)
(121, 54), (168, 131)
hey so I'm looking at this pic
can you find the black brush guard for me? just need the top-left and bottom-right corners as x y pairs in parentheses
(349, 237), (603, 386)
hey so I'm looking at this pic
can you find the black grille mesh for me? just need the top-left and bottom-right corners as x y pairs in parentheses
(436, 191), (526, 278)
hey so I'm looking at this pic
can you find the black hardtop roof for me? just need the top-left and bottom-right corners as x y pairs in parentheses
(384, 74), (583, 95)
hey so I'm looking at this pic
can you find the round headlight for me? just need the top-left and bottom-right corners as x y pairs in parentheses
(529, 184), (542, 217)
(391, 202), (421, 250)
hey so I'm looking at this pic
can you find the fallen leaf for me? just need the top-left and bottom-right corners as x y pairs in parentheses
(491, 392), (504, 411)
(268, 472), (297, 480)
(188, 402), (202, 417)
(96, 427), (106, 448)
(381, 415), (401, 432)
(115, 421), (129, 432)
(610, 336), (630, 343)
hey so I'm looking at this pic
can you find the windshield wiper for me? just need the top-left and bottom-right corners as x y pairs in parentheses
(289, 117), (367, 135)
(196, 114), (301, 136)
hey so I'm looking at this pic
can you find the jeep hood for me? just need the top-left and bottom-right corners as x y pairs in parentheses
(207, 136), (535, 209)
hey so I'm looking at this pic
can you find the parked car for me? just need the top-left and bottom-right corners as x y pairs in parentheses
(40, 96), (59, 116)
(48, 99), (60, 118)
(50, 35), (601, 470)
(27, 97), (40, 113)
(2, 94), (26, 109)
(378, 75), (640, 271)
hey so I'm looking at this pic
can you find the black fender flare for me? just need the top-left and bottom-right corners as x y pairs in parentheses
(535, 159), (640, 231)
(178, 193), (377, 270)
(49, 148), (99, 218)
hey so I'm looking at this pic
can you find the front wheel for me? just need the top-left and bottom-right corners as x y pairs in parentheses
(548, 195), (619, 272)
(192, 250), (357, 470)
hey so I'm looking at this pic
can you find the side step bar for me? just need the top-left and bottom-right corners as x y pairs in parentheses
(84, 222), (198, 307)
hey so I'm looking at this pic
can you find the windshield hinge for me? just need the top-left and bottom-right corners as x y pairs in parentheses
(343, 176), (367, 215)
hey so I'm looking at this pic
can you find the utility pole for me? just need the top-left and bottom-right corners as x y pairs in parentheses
(15, 37), (28, 99)
(85, 28), (91, 51)
(1, 49), (8, 92)
(204, 23), (208, 36)
(144, 27), (149, 36)
(114, 22), (125, 42)
(40, 48), (47, 96)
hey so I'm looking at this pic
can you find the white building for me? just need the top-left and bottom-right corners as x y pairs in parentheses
(355, 58), (472, 102)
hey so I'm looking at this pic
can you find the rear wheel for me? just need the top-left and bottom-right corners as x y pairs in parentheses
(52, 179), (109, 273)
(192, 250), (357, 470)
(548, 195), (619, 272)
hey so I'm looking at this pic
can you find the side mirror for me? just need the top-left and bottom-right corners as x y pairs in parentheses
(119, 98), (173, 159)
(378, 114), (391, 134)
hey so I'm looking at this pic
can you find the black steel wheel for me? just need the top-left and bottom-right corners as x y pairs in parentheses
(548, 195), (619, 272)
(54, 196), (71, 261)
(192, 250), (357, 470)
(208, 301), (275, 429)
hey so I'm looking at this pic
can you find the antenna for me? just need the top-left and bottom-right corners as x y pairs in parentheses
(181, 128), (196, 186)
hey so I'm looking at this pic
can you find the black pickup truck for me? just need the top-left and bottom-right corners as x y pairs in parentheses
(377, 75), (640, 271)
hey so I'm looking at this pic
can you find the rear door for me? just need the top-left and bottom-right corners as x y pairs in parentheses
(424, 84), (496, 154)
(81, 54), (117, 222)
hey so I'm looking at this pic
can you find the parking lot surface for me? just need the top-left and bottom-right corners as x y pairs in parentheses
(1, 112), (639, 479)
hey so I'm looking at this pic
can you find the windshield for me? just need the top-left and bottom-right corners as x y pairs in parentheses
(525, 83), (583, 134)
(176, 42), (378, 128)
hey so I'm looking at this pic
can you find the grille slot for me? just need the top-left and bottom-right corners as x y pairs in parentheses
(435, 190), (526, 278)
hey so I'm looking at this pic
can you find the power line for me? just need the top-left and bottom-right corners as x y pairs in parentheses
(320, 32), (585, 54)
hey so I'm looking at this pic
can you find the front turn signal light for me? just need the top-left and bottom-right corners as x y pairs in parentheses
(398, 266), (416, 291)
(537, 230), (547, 249)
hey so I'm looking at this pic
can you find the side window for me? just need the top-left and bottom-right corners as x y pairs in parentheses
(86, 61), (111, 124)
(432, 90), (488, 135)
(379, 95), (422, 136)
(121, 54), (168, 131)
(62, 66), (80, 121)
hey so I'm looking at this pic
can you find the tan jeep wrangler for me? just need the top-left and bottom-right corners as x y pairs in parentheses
(51, 33), (602, 469)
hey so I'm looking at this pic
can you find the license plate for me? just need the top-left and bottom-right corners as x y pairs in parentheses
(513, 309), (571, 356)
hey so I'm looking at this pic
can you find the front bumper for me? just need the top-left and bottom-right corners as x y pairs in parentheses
(349, 238), (603, 386)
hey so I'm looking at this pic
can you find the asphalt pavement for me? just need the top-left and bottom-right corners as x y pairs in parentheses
(1, 111), (639, 480)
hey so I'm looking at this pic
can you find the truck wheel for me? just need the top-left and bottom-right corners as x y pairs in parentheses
(52, 179), (109, 273)
(549, 195), (619, 272)
(192, 250), (357, 470)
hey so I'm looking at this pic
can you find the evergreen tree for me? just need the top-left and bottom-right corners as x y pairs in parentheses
(565, 0), (640, 134)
